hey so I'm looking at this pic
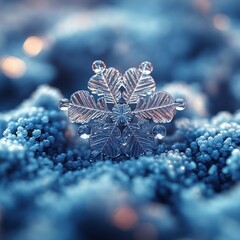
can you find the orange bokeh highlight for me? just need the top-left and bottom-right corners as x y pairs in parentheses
(23, 36), (44, 57)
(213, 14), (230, 31)
(195, 0), (211, 13)
(113, 206), (138, 230)
(0, 56), (27, 78)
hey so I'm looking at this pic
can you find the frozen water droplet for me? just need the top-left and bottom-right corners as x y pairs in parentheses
(153, 125), (166, 139)
(78, 125), (90, 135)
(78, 125), (90, 139)
(80, 133), (90, 139)
(59, 98), (70, 111)
(139, 61), (153, 74)
(92, 60), (106, 74)
(175, 98), (186, 111)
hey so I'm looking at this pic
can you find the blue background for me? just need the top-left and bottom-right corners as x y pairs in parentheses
(0, 0), (240, 240)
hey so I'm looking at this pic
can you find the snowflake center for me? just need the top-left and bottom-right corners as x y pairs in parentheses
(111, 104), (132, 125)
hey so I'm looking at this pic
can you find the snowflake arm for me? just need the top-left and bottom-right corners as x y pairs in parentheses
(60, 90), (111, 124)
(122, 62), (156, 104)
(89, 123), (121, 158)
(133, 91), (179, 123)
(88, 61), (122, 104)
(122, 123), (157, 157)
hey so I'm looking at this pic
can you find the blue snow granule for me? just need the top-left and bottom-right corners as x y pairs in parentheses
(165, 112), (240, 193)
(0, 85), (240, 239)
(0, 85), (88, 182)
(223, 149), (240, 181)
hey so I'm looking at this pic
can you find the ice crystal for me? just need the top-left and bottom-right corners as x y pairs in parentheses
(59, 61), (186, 158)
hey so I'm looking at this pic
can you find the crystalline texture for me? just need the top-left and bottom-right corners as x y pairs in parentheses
(88, 61), (122, 104)
(122, 123), (157, 157)
(59, 61), (186, 158)
(122, 67), (156, 104)
(90, 123), (121, 157)
(133, 91), (178, 123)
(111, 104), (132, 125)
(68, 91), (110, 123)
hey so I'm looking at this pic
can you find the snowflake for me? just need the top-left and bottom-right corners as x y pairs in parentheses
(59, 60), (186, 158)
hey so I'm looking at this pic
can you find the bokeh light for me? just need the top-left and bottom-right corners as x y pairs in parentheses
(0, 56), (27, 78)
(113, 206), (138, 230)
(213, 14), (231, 31)
(23, 36), (44, 57)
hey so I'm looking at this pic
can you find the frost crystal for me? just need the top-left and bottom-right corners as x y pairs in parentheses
(59, 60), (186, 158)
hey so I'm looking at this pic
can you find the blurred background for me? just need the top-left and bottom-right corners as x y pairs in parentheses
(1, 0), (240, 115)
(2, 1), (240, 240)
